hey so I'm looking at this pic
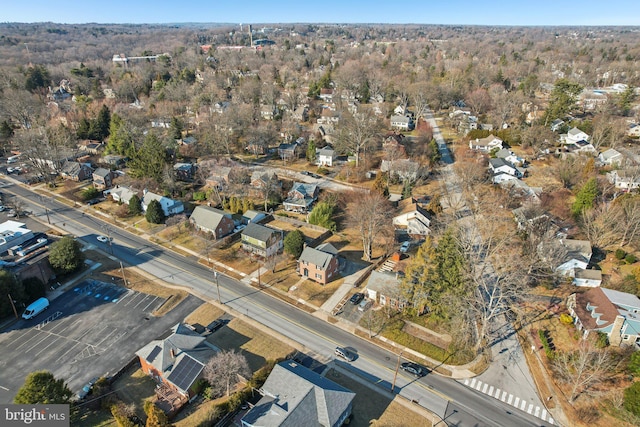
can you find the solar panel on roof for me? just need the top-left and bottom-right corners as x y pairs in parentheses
(147, 345), (161, 363)
(167, 355), (203, 392)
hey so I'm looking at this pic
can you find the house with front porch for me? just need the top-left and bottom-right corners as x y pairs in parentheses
(390, 115), (414, 131)
(283, 182), (319, 213)
(392, 198), (431, 237)
(607, 169), (640, 191)
(298, 243), (339, 285)
(105, 185), (138, 204)
(469, 135), (504, 152)
(241, 223), (283, 259)
(365, 270), (406, 310)
(92, 168), (115, 190)
(567, 287), (640, 347)
(60, 161), (93, 182)
(316, 147), (337, 167)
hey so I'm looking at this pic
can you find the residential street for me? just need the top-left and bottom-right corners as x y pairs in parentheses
(1, 176), (553, 427)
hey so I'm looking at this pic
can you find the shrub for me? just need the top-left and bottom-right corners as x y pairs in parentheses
(595, 331), (609, 348)
(624, 382), (640, 416)
(193, 191), (207, 201)
(559, 313), (574, 325)
(626, 254), (637, 264)
(538, 329), (555, 359)
(284, 229), (305, 258)
(316, 167), (329, 175)
(615, 248), (627, 260)
(628, 352), (640, 376)
(81, 186), (100, 201)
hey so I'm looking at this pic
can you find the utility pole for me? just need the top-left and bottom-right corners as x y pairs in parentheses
(391, 351), (403, 392)
(119, 261), (127, 286)
(7, 294), (19, 319)
(214, 269), (221, 304)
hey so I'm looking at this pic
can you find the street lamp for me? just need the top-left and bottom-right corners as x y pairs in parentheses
(214, 269), (221, 304)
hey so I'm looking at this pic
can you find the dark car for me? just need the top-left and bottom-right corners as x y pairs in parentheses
(207, 319), (224, 332)
(349, 293), (364, 305)
(401, 362), (428, 377)
(76, 377), (99, 400)
(334, 346), (356, 362)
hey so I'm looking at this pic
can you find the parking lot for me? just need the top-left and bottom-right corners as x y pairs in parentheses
(0, 279), (202, 403)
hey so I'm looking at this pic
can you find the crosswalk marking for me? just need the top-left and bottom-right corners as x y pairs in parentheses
(460, 378), (553, 425)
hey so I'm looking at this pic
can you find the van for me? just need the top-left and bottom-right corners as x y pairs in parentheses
(7, 155), (20, 164)
(22, 297), (49, 320)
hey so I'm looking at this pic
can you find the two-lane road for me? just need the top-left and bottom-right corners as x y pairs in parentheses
(3, 179), (551, 426)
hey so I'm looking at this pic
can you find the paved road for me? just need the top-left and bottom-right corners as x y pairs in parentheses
(2, 178), (550, 426)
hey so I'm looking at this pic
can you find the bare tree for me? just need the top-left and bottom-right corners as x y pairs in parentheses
(335, 107), (382, 168)
(346, 190), (393, 261)
(204, 350), (251, 397)
(17, 125), (76, 186)
(552, 342), (617, 403)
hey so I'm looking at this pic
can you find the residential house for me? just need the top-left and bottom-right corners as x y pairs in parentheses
(283, 182), (319, 213)
(628, 123), (640, 138)
(105, 185), (138, 204)
(316, 147), (337, 167)
(573, 269), (603, 287)
(136, 323), (216, 404)
(317, 108), (340, 125)
(394, 105), (409, 116)
(390, 115), (414, 131)
(173, 163), (196, 182)
(241, 223), (283, 259)
(579, 90), (608, 111)
(555, 239), (593, 276)
(564, 127), (590, 144)
(469, 135), (504, 152)
(567, 287), (640, 346)
(177, 136), (197, 146)
(563, 139), (597, 156)
(292, 105), (309, 122)
(298, 243), (339, 285)
(251, 170), (279, 190)
(380, 159), (424, 182)
(242, 210), (267, 225)
(278, 142), (299, 162)
(365, 270), (406, 310)
(100, 154), (126, 168)
(206, 166), (233, 189)
(60, 161), (93, 182)
(550, 119), (565, 132)
(599, 148), (624, 166)
(319, 88), (334, 102)
(260, 105), (279, 121)
(607, 169), (640, 191)
(92, 168), (115, 190)
(489, 158), (524, 184)
(77, 140), (104, 155)
(189, 206), (234, 239)
(142, 190), (184, 217)
(241, 360), (355, 427)
(392, 198), (431, 237)
(495, 149), (525, 166)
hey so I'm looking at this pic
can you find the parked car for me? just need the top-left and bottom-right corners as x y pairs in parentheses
(357, 298), (371, 312)
(7, 209), (16, 218)
(334, 346), (356, 362)
(0, 205), (5, 212)
(349, 293), (364, 305)
(6, 167), (14, 174)
(400, 241), (411, 253)
(96, 235), (110, 243)
(76, 377), (99, 400)
(207, 319), (224, 332)
(400, 362), (428, 377)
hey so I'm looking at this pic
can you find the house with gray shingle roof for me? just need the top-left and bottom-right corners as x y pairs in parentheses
(241, 223), (283, 259)
(298, 243), (339, 285)
(104, 185), (138, 204)
(241, 360), (355, 427)
(142, 190), (184, 217)
(136, 323), (216, 398)
(283, 182), (319, 213)
(364, 270), (407, 310)
(189, 205), (235, 239)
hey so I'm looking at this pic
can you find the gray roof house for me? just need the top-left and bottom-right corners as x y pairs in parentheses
(365, 270), (406, 310)
(241, 223), (284, 259)
(598, 148), (624, 166)
(283, 182), (319, 213)
(189, 205), (235, 239)
(142, 191), (185, 217)
(241, 360), (355, 427)
(105, 185), (138, 204)
(390, 115), (413, 131)
(297, 243), (339, 285)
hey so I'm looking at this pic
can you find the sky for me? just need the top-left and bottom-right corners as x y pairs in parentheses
(2, 1), (640, 26)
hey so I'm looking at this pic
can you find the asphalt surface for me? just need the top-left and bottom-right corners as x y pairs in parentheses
(0, 177), (552, 426)
(0, 277), (202, 402)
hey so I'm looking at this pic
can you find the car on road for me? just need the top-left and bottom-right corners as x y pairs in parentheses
(7, 209), (16, 217)
(310, 173), (321, 179)
(334, 346), (356, 362)
(76, 377), (99, 400)
(301, 171), (310, 176)
(96, 235), (110, 243)
(399, 241), (411, 253)
(349, 292), (364, 305)
(400, 362), (428, 377)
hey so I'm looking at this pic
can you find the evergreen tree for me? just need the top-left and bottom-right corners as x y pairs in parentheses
(106, 114), (135, 156)
(128, 133), (167, 183)
(306, 140), (317, 163)
(544, 78), (583, 125)
(571, 178), (598, 217)
(372, 173), (389, 197)
(624, 381), (640, 416)
(14, 371), (73, 404)
(144, 401), (173, 427)
(284, 229), (305, 258)
(308, 201), (336, 231)
(145, 199), (166, 224)
(128, 194), (143, 216)
(94, 105), (111, 140)
(49, 236), (85, 275)
(22, 277), (46, 303)
(24, 65), (51, 94)
(170, 117), (184, 140)
(0, 270), (26, 318)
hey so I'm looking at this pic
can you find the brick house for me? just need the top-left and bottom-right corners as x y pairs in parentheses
(189, 205), (235, 239)
(298, 243), (339, 285)
(93, 168), (115, 190)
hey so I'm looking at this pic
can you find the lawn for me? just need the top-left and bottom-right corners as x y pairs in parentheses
(184, 303), (225, 327)
(112, 367), (157, 414)
(326, 368), (431, 427)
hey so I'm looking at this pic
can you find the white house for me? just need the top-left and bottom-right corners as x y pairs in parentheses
(390, 115), (413, 131)
(573, 269), (602, 287)
(607, 169), (640, 191)
(555, 239), (593, 276)
(316, 147), (337, 167)
(469, 135), (504, 152)
(142, 191), (184, 216)
(105, 185), (138, 204)
(495, 148), (525, 166)
(489, 158), (522, 178)
(599, 148), (624, 166)
(392, 199), (431, 236)
(628, 123), (640, 138)
(564, 127), (590, 144)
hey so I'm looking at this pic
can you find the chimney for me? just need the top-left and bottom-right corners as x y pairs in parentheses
(170, 348), (175, 359)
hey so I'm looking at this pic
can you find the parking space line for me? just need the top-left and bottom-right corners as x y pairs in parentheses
(134, 294), (153, 309)
(141, 296), (159, 312)
(34, 334), (67, 357)
(13, 331), (45, 351)
(25, 334), (56, 354)
(123, 292), (142, 306)
(56, 341), (83, 363)
(94, 328), (118, 347)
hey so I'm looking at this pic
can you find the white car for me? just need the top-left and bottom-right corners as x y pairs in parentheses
(6, 167), (14, 174)
(96, 235), (110, 243)
(400, 241), (411, 253)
